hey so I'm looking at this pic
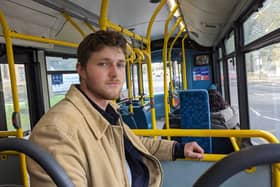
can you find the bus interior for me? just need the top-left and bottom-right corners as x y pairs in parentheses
(0, 0), (280, 186)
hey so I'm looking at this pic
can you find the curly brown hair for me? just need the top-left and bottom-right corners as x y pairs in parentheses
(77, 30), (127, 67)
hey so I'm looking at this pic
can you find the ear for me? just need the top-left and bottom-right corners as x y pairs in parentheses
(77, 62), (86, 80)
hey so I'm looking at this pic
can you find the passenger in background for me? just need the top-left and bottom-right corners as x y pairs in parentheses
(208, 84), (239, 129)
(208, 84), (239, 154)
(208, 84), (227, 113)
(27, 30), (204, 187)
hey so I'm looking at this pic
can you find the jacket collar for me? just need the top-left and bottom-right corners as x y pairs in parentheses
(65, 85), (117, 140)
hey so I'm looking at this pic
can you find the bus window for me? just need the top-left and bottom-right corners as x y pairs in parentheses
(46, 56), (79, 107)
(132, 64), (139, 97)
(219, 60), (225, 98)
(246, 43), (280, 143)
(244, 0), (280, 45)
(142, 62), (169, 94)
(225, 32), (235, 55)
(0, 64), (30, 131)
(227, 57), (239, 114)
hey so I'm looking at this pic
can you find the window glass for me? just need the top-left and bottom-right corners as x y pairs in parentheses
(219, 60), (225, 97)
(1, 64), (30, 131)
(46, 56), (79, 107)
(142, 64), (148, 95)
(47, 73), (79, 107)
(246, 43), (280, 143)
(225, 32), (235, 54)
(46, 56), (77, 71)
(173, 61), (182, 90)
(142, 62), (169, 94)
(227, 57), (239, 115)
(132, 64), (139, 97)
(244, 0), (280, 45)
(218, 48), (222, 59)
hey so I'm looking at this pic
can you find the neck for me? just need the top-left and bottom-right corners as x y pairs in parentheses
(80, 85), (109, 110)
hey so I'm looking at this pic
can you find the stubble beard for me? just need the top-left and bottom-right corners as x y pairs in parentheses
(87, 84), (122, 101)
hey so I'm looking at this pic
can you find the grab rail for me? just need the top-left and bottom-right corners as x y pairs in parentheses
(132, 129), (280, 186)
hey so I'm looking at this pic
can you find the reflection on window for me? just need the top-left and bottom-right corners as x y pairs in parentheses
(244, 0), (280, 45)
(246, 43), (280, 144)
(1, 64), (30, 131)
(225, 32), (235, 54)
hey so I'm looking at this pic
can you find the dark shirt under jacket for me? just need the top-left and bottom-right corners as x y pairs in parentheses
(77, 86), (149, 187)
(77, 85), (185, 187)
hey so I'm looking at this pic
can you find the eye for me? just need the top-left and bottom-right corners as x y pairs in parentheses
(97, 62), (108, 67)
(117, 63), (126, 68)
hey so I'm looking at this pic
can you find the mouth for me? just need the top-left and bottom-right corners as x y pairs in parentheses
(106, 82), (121, 87)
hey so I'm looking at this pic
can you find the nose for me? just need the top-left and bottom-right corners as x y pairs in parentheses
(109, 64), (118, 77)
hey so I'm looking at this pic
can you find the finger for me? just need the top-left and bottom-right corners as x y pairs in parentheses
(193, 145), (204, 154)
(187, 151), (204, 159)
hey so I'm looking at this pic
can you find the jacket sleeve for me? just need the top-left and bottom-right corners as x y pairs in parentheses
(123, 125), (176, 161)
(140, 136), (176, 161)
(27, 124), (88, 187)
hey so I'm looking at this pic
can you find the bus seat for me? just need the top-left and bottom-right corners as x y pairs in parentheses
(143, 105), (152, 129)
(179, 89), (212, 153)
(122, 113), (138, 129)
(133, 106), (152, 129)
(119, 106), (138, 129)
(154, 93), (165, 119)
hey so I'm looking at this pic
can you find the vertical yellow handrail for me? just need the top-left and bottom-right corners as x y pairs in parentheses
(168, 26), (185, 107)
(99, 0), (109, 31)
(126, 45), (135, 113)
(144, 0), (167, 131)
(62, 12), (86, 37)
(0, 10), (29, 187)
(162, 5), (179, 139)
(181, 32), (188, 90)
(134, 48), (145, 106)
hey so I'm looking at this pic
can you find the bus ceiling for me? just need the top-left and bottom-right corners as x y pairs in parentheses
(0, 0), (257, 48)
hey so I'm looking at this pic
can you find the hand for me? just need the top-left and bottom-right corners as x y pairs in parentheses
(184, 141), (204, 159)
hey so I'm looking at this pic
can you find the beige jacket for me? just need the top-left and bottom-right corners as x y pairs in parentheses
(27, 85), (175, 187)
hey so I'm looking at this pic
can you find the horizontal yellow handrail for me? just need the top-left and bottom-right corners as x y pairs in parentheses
(10, 32), (78, 48)
(132, 129), (279, 143)
(107, 20), (148, 44)
(0, 131), (18, 137)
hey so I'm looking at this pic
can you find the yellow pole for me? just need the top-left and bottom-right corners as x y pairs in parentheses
(182, 33), (188, 90)
(126, 45), (135, 113)
(168, 26), (185, 107)
(62, 12), (86, 37)
(99, 0), (109, 30)
(17, 128), (29, 187)
(0, 10), (28, 187)
(107, 20), (148, 44)
(162, 5), (179, 137)
(134, 48), (145, 105)
(132, 129), (279, 143)
(145, 0), (167, 130)
(10, 32), (78, 48)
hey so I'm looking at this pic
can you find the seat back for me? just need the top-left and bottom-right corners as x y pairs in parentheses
(179, 89), (212, 153)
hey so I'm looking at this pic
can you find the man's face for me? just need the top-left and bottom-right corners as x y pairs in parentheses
(77, 46), (126, 107)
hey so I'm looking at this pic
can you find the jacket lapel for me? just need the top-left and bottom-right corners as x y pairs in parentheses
(65, 85), (110, 140)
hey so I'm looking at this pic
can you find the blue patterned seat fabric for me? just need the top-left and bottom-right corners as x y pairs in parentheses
(179, 89), (212, 153)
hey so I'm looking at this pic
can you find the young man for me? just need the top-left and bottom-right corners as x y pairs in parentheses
(27, 30), (204, 187)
